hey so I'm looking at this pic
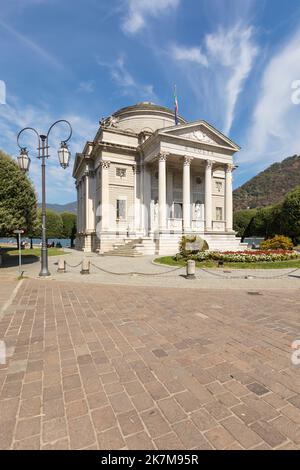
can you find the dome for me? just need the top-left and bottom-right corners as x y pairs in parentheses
(113, 102), (186, 134)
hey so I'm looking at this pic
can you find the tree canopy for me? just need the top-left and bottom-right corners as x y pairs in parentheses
(234, 185), (300, 244)
(61, 211), (77, 246)
(34, 209), (63, 239)
(0, 149), (37, 236)
(280, 186), (300, 243)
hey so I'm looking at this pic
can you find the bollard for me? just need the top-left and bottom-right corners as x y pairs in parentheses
(186, 260), (196, 279)
(57, 258), (66, 273)
(80, 259), (90, 275)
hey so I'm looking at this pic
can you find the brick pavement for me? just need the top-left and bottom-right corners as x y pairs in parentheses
(1, 279), (300, 449)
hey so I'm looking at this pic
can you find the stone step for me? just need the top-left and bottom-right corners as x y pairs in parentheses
(104, 238), (144, 257)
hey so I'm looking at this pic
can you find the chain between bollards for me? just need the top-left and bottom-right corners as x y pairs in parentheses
(57, 258), (300, 280)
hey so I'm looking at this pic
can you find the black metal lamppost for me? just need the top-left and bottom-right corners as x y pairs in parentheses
(16, 120), (72, 277)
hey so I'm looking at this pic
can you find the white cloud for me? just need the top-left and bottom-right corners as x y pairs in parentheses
(97, 56), (156, 101)
(122, 0), (180, 34)
(171, 45), (208, 66)
(0, 97), (97, 203)
(170, 25), (258, 135)
(206, 26), (258, 135)
(239, 28), (300, 169)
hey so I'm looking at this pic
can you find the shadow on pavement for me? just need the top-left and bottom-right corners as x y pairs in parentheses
(0, 246), (39, 268)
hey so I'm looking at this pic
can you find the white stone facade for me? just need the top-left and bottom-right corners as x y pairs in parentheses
(73, 102), (245, 255)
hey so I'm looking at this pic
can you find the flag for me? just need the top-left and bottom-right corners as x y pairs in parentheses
(174, 85), (179, 125)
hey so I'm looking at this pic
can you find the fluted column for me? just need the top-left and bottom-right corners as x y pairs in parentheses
(133, 165), (141, 232)
(225, 164), (234, 231)
(100, 160), (110, 231)
(158, 153), (167, 230)
(76, 182), (80, 232)
(183, 156), (193, 231)
(205, 160), (213, 231)
(85, 171), (90, 231)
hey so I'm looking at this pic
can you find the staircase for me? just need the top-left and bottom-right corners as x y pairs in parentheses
(103, 239), (144, 257)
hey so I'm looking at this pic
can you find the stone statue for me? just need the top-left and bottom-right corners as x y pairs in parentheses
(154, 200), (159, 221)
(100, 115), (119, 128)
(195, 202), (201, 220)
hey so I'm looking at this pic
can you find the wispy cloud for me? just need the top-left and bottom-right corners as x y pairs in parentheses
(97, 56), (156, 101)
(171, 44), (208, 66)
(170, 24), (258, 135)
(121, 0), (180, 34)
(239, 27), (300, 170)
(0, 18), (63, 70)
(206, 25), (258, 135)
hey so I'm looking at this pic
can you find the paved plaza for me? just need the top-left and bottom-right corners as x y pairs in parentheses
(3, 249), (300, 290)
(1, 277), (300, 449)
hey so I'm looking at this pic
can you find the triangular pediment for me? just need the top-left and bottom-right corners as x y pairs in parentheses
(159, 120), (240, 151)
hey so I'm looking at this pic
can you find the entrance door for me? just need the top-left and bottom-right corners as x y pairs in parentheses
(174, 202), (183, 219)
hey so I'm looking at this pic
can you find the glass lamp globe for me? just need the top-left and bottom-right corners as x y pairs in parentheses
(17, 148), (31, 172)
(58, 141), (71, 169)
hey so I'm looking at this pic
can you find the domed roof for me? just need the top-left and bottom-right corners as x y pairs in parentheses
(112, 102), (186, 134)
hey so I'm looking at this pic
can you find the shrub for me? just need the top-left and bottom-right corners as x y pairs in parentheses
(260, 235), (293, 250)
(179, 235), (209, 256)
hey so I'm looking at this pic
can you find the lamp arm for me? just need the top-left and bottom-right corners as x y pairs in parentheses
(46, 119), (72, 144)
(17, 127), (40, 150)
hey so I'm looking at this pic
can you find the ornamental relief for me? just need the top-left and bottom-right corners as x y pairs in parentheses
(181, 130), (216, 145)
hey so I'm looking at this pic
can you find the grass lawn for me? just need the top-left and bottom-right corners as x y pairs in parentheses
(1, 246), (68, 258)
(154, 256), (300, 270)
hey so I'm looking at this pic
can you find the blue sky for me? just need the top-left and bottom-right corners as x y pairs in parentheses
(1, 0), (300, 203)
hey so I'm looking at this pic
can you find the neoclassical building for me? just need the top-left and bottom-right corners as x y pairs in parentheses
(73, 102), (244, 255)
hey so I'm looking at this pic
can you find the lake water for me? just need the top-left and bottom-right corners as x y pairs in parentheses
(0, 238), (72, 248)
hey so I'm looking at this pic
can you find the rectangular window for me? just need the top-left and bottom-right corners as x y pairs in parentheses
(216, 207), (223, 221)
(116, 168), (126, 178)
(116, 199), (126, 220)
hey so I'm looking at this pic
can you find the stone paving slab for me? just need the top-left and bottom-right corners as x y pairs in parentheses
(1, 279), (300, 449)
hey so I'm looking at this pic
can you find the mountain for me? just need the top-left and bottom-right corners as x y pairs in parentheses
(38, 201), (77, 213)
(233, 155), (300, 211)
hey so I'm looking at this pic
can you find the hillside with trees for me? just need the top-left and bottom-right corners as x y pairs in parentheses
(233, 155), (300, 210)
(233, 186), (300, 244)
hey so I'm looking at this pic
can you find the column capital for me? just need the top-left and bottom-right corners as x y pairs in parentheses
(84, 169), (96, 178)
(183, 156), (193, 166)
(100, 160), (110, 169)
(225, 163), (235, 173)
(206, 159), (215, 169)
(158, 152), (168, 162)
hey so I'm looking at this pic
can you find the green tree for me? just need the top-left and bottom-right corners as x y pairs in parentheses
(233, 208), (257, 239)
(60, 212), (77, 247)
(0, 149), (37, 237)
(35, 209), (63, 240)
(252, 205), (281, 239)
(280, 186), (300, 243)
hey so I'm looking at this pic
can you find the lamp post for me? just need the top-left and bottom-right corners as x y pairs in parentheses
(17, 120), (72, 277)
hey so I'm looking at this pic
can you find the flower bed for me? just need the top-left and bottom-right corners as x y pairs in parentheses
(175, 249), (299, 263)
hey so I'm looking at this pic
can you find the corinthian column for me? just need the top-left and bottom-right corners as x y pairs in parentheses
(100, 160), (110, 231)
(225, 164), (234, 231)
(158, 153), (167, 230)
(183, 156), (193, 231)
(205, 160), (213, 231)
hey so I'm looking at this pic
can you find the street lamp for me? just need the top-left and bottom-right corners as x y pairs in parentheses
(16, 120), (72, 277)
